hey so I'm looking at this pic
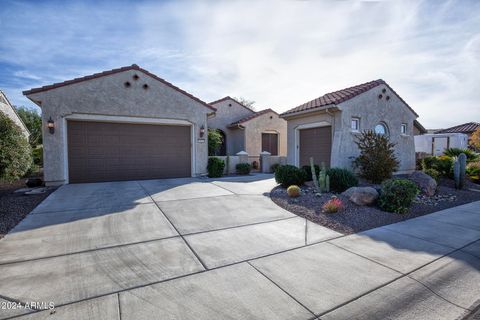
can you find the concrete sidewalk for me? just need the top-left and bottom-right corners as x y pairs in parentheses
(0, 175), (478, 319)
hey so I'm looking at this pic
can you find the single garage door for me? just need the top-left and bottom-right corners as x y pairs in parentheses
(299, 126), (332, 167)
(67, 120), (191, 183)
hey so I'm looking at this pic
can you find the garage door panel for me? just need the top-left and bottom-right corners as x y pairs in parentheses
(299, 126), (332, 167)
(68, 121), (191, 183)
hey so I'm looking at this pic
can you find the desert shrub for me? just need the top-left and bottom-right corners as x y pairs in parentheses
(208, 129), (223, 156)
(207, 157), (225, 178)
(0, 113), (32, 182)
(271, 163), (280, 173)
(301, 165), (320, 181)
(322, 196), (343, 213)
(287, 185), (301, 197)
(421, 156), (453, 177)
(443, 148), (479, 163)
(467, 162), (480, 184)
(378, 179), (419, 214)
(424, 168), (441, 183)
(326, 168), (358, 192)
(354, 131), (399, 183)
(236, 163), (251, 175)
(275, 165), (307, 187)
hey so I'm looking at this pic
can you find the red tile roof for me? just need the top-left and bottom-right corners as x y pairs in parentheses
(23, 64), (216, 111)
(228, 108), (278, 127)
(280, 79), (418, 117)
(435, 122), (480, 134)
(210, 96), (255, 113)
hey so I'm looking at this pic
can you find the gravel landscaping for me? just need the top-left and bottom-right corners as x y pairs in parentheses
(271, 178), (480, 235)
(0, 180), (55, 238)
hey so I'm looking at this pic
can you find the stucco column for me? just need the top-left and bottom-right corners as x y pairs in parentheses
(260, 151), (271, 173)
(236, 151), (248, 164)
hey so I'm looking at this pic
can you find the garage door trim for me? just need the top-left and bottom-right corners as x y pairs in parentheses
(63, 114), (195, 183)
(294, 121), (332, 167)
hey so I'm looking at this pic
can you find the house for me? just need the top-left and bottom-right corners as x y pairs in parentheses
(208, 96), (287, 157)
(23, 65), (216, 185)
(0, 90), (29, 138)
(435, 122), (480, 141)
(413, 120), (427, 135)
(280, 79), (418, 174)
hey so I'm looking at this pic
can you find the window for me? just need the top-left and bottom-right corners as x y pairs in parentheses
(401, 123), (407, 135)
(374, 123), (389, 135)
(351, 118), (360, 131)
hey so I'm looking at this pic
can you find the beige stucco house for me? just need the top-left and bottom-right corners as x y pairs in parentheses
(280, 80), (419, 174)
(0, 90), (29, 138)
(208, 97), (287, 157)
(23, 65), (216, 185)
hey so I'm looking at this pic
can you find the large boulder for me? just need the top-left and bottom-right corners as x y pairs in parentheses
(409, 171), (437, 196)
(342, 187), (379, 206)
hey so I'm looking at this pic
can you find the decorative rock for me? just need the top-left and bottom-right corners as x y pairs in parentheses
(342, 187), (379, 206)
(409, 171), (437, 196)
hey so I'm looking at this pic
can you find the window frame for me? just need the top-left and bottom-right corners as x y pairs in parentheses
(401, 123), (407, 135)
(374, 122), (389, 136)
(351, 117), (360, 132)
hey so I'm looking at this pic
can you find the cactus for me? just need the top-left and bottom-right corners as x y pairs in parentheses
(454, 153), (467, 189)
(318, 162), (330, 193)
(310, 157), (321, 193)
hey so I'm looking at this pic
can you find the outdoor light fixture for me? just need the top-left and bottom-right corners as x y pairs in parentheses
(47, 117), (55, 134)
(199, 125), (205, 138)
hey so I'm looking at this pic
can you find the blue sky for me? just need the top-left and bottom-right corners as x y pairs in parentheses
(1, 0), (479, 128)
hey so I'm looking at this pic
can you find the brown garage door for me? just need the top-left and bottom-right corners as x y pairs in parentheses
(299, 126), (332, 167)
(67, 121), (191, 183)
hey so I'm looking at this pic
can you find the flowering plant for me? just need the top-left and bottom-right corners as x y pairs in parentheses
(322, 196), (343, 213)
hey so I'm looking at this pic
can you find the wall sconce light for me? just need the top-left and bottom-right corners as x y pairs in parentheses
(47, 117), (55, 134)
(199, 125), (205, 138)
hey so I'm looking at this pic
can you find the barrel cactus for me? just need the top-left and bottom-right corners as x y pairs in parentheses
(287, 185), (301, 197)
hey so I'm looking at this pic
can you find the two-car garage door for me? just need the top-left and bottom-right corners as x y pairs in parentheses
(67, 120), (191, 183)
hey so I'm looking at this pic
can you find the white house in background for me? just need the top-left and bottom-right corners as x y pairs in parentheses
(0, 90), (29, 138)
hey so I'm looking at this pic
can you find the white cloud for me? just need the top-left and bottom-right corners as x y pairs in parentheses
(1, 0), (479, 128)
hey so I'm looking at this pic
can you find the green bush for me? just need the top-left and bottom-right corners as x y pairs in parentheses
(378, 179), (419, 214)
(421, 156), (453, 177)
(424, 168), (440, 183)
(32, 145), (43, 166)
(275, 165), (307, 187)
(354, 131), (399, 183)
(443, 148), (479, 163)
(271, 163), (280, 173)
(301, 165), (320, 181)
(207, 157), (225, 178)
(236, 163), (251, 175)
(326, 168), (359, 192)
(0, 113), (32, 182)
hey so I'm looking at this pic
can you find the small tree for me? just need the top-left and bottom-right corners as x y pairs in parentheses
(354, 131), (399, 183)
(15, 106), (42, 147)
(0, 113), (32, 182)
(470, 127), (480, 151)
(233, 97), (256, 110)
(208, 129), (223, 156)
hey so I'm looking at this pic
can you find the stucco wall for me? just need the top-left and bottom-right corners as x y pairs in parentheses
(0, 92), (29, 138)
(26, 69), (212, 185)
(283, 83), (417, 174)
(208, 98), (253, 155)
(244, 111), (287, 156)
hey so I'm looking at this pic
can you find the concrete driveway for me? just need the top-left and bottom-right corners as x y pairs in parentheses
(0, 174), (479, 320)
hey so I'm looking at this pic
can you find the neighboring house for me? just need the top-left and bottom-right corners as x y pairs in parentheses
(280, 79), (418, 174)
(0, 90), (30, 138)
(435, 122), (480, 141)
(23, 64), (216, 185)
(208, 96), (287, 157)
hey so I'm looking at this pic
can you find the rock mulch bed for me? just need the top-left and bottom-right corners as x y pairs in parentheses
(0, 180), (55, 238)
(271, 178), (480, 235)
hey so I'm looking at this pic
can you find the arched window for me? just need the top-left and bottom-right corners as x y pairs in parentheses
(374, 123), (389, 136)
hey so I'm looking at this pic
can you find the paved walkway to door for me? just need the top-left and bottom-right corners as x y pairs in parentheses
(0, 174), (479, 319)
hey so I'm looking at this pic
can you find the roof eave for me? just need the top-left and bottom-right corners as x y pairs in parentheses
(280, 104), (339, 119)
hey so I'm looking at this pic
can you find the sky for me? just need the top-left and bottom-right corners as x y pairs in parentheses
(0, 0), (479, 129)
